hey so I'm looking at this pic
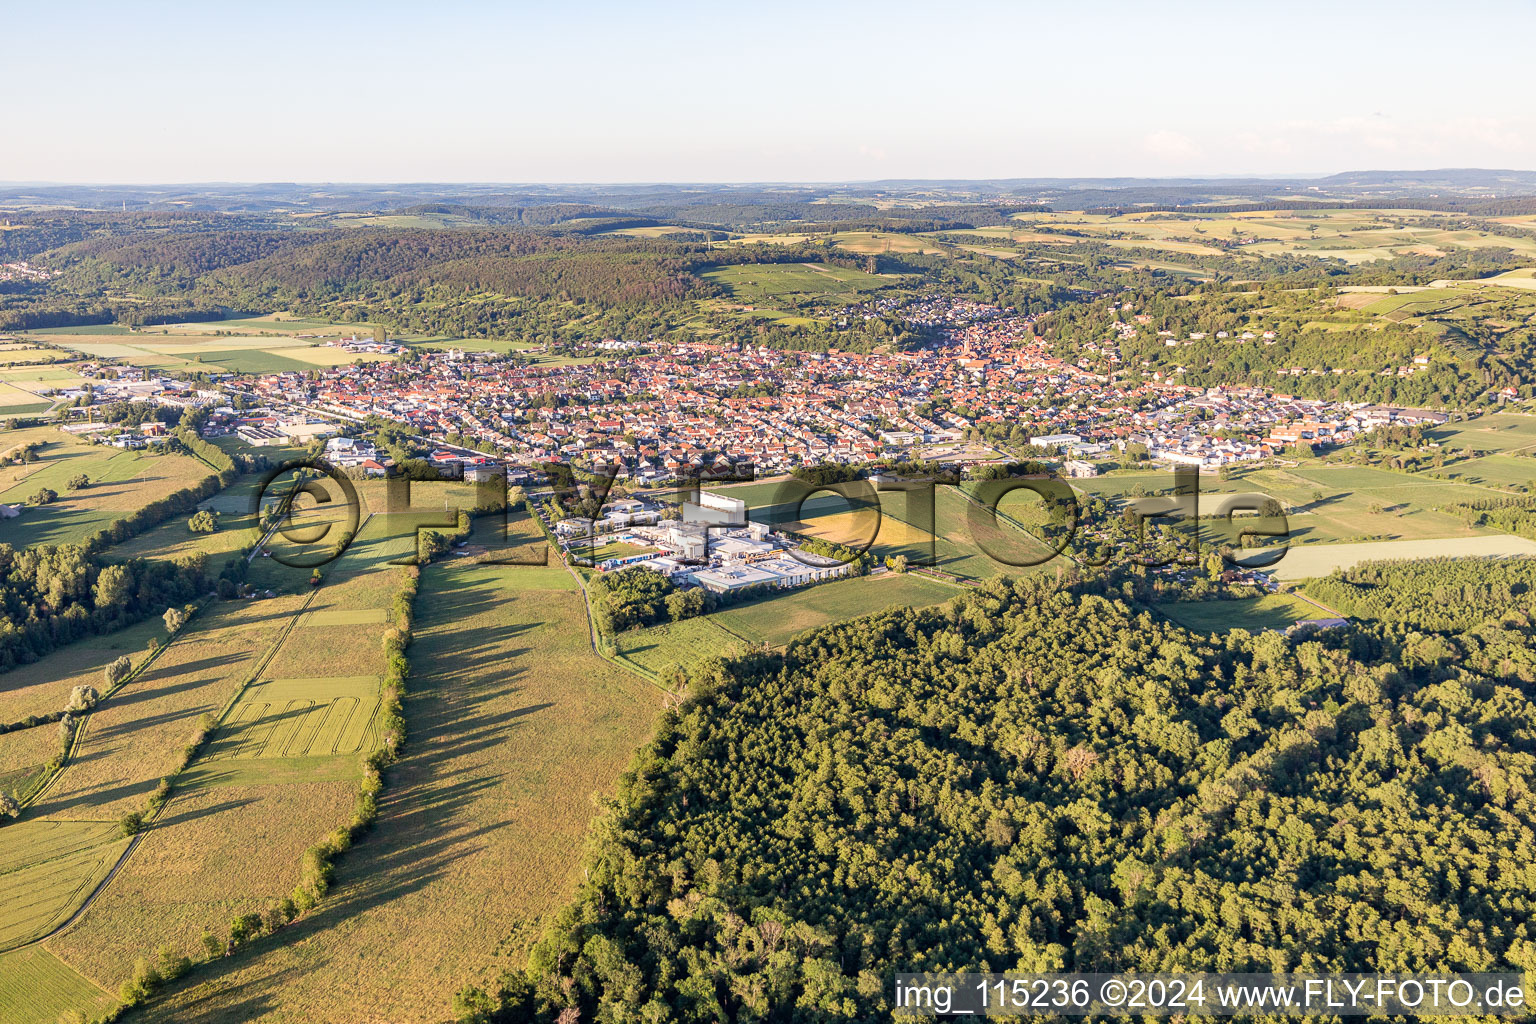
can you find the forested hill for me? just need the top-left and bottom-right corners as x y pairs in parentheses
(465, 574), (1536, 1022)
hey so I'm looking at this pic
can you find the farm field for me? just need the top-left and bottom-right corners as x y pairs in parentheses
(26, 323), (397, 374)
(1002, 208), (1536, 265)
(0, 345), (63, 367)
(29, 528), (415, 1003)
(0, 426), (213, 548)
(0, 380), (53, 415)
(0, 616), (162, 724)
(1270, 535), (1536, 580)
(828, 230), (947, 255)
(610, 614), (751, 679)
(30, 596), (304, 824)
(0, 819), (130, 951)
(1155, 592), (1326, 634)
(711, 571), (961, 649)
(701, 262), (890, 304)
(108, 472), (265, 569)
(0, 726), (58, 801)
(0, 946), (115, 1024)
(43, 780), (357, 991)
(140, 557), (661, 1023)
(1073, 465), (1500, 546)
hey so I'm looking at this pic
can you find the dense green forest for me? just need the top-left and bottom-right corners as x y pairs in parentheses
(454, 565), (1536, 1022)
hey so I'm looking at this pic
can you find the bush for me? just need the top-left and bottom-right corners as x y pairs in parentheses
(65, 685), (99, 712)
(66, 473), (90, 490)
(28, 487), (57, 505)
(200, 929), (224, 959)
(187, 509), (219, 533)
(118, 810), (143, 837)
(157, 945), (192, 982)
(103, 655), (132, 689)
(228, 911), (264, 946)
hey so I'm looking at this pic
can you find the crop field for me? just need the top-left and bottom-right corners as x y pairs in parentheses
(0, 617), (162, 724)
(1271, 535), (1536, 580)
(0, 726), (58, 800)
(1156, 592), (1325, 634)
(0, 946), (115, 1024)
(1430, 413), (1536, 453)
(108, 474), (264, 569)
(701, 262), (890, 303)
(27, 330), (395, 374)
(0, 380), (53, 415)
(0, 346), (60, 367)
(711, 571), (961, 649)
(993, 208), (1536, 266)
(611, 614), (752, 678)
(30, 598), (303, 823)
(201, 676), (380, 762)
(0, 427), (213, 548)
(0, 833), (131, 950)
(140, 557), (661, 1023)
(0, 821), (122, 876)
(829, 231), (947, 255)
(1073, 465), (1498, 546)
(43, 779), (357, 991)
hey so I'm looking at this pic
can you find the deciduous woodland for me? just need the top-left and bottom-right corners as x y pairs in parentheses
(456, 566), (1536, 1021)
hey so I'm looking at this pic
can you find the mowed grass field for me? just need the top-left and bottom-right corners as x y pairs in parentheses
(108, 472), (266, 570)
(43, 780), (358, 991)
(0, 426), (213, 547)
(0, 726), (59, 802)
(0, 946), (115, 1024)
(140, 556), (661, 1023)
(1073, 465), (1502, 546)
(30, 596), (306, 824)
(1430, 413), (1536, 453)
(27, 316), (398, 374)
(713, 571), (960, 648)
(611, 614), (753, 679)
(0, 616), (163, 724)
(1156, 592), (1324, 634)
(1270, 535), (1536, 580)
(39, 530), (416, 1000)
(699, 479), (1058, 579)
(701, 262), (890, 304)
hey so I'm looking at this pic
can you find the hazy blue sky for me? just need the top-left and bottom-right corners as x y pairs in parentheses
(10, 0), (1535, 183)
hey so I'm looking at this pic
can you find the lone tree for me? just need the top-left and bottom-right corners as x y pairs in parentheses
(104, 655), (132, 688)
(187, 509), (219, 533)
(0, 792), (20, 820)
(66, 473), (90, 491)
(163, 606), (189, 634)
(66, 685), (99, 712)
(28, 487), (57, 506)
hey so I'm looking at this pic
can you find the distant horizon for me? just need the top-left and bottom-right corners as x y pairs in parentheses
(3, 167), (1536, 189)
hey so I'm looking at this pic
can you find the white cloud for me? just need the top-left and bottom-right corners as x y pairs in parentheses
(1142, 130), (1201, 163)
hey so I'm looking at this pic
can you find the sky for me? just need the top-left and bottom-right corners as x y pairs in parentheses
(9, 0), (1536, 183)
